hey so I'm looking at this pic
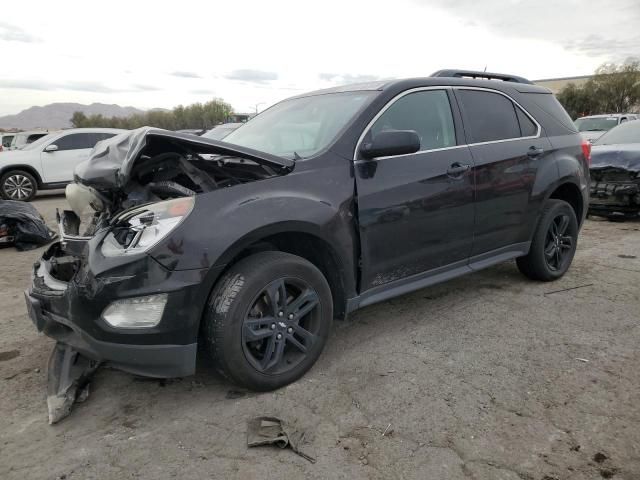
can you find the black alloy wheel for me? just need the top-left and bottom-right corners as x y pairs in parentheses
(544, 213), (574, 271)
(204, 251), (333, 391)
(242, 277), (321, 375)
(516, 199), (579, 281)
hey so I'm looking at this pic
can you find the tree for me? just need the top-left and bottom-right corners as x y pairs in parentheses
(69, 98), (234, 130)
(556, 59), (640, 119)
(70, 111), (88, 128)
(591, 61), (640, 113)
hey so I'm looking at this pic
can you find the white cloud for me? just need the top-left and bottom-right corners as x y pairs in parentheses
(0, 0), (634, 116)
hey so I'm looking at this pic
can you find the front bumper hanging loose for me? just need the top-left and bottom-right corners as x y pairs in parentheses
(25, 241), (212, 421)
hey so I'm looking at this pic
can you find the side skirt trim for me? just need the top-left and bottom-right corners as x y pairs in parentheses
(346, 242), (530, 313)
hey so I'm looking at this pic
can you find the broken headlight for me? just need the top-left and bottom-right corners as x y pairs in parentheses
(101, 197), (194, 256)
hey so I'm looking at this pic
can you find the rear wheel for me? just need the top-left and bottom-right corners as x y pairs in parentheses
(203, 251), (333, 391)
(517, 199), (578, 281)
(1, 170), (37, 201)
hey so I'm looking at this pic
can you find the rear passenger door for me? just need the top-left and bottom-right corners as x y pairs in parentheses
(454, 88), (552, 258)
(41, 132), (116, 183)
(355, 88), (475, 290)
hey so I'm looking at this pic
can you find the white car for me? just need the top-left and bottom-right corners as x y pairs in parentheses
(575, 114), (638, 143)
(0, 133), (15, 152)
(0, 128), (126, 201)
(8, 130), (50, 151)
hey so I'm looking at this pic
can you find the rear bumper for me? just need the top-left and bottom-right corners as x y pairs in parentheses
(26, 242), (220, 378)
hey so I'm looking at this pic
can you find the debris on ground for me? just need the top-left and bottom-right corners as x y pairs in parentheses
(47, 343), (100, 424)
(543, 284), (594, 296)
(0, 200), (56, 251)
(226, 390), (247, 399)
(247, 416), (315, 463)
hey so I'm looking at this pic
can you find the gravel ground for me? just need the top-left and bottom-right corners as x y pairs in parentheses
(1, 194), (639, 480)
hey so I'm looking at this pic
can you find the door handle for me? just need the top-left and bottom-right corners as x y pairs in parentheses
(447, 163), (470, 176)
(527, 146), (544, 158)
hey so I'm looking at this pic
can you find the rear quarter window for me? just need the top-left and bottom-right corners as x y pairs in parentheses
(523, 93), (577, 133)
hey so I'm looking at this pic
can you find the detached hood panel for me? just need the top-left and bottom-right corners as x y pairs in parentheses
(74, 127), (293, 189)
(590, 143), (640, 173)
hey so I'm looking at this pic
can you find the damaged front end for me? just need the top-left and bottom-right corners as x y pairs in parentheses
(589, 145), (640, 219)
(61, 126), (293, 244)
(25, 127), (294, 422)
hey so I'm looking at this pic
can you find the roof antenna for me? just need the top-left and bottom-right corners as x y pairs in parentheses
(483, 65), (487, 72)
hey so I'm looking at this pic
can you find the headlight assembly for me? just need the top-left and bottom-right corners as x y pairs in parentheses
(101, 197), (194, 256)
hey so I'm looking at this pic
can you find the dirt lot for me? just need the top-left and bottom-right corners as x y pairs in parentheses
(1, 193), (639, 480)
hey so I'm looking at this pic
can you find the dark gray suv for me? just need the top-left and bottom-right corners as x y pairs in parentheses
(27, 70), (589, 406)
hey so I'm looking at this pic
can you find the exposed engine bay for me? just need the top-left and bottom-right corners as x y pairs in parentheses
(60, 127), (292, 246)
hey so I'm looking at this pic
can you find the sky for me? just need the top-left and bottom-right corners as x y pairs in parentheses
(0, 0), (638, 116)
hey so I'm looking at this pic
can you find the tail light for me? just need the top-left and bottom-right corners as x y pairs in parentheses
(581, 140), (591, 165)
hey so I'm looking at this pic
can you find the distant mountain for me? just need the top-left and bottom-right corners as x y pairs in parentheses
(0, 103), (145, 129)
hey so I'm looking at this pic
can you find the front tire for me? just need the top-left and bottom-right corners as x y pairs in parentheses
(203, 251), (333, 391)
(1, 170), (38, 201)
(517, 199), (578, 281)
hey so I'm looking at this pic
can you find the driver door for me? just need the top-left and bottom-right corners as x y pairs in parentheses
(355, 88), (475, 290)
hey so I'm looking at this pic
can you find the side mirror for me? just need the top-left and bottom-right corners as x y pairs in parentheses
(44, 144), (58, 152)
(360, 130), (420, 159)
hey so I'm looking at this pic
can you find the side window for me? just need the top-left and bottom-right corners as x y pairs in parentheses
(54, 133), (114, 151)
(516, 108), (537, 137)
(457, 90), (521, 143)
(370, 90), (456, 151)
(55, 133), (91, 151)
(26, 133), (46, 144)
(2, 136), (13, 147)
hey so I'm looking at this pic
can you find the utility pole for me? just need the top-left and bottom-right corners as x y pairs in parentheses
(251, 102), (265, 115)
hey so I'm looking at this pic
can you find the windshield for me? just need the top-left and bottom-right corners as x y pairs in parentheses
(575, 117), (618, 132)
(223, 91), (376, 159)
(21, 133), (56, 151)
(202, 124), (241, 141)
(595, 120), (640, 146)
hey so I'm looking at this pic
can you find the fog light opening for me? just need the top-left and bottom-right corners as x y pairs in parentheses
(101, 294), (168, 329)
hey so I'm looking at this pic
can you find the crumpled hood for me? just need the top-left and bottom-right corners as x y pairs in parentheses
(590, 143), (640, 173)
(74, 126), (294, 189)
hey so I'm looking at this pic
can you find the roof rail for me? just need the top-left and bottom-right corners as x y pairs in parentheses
(431, 69), (533, 85)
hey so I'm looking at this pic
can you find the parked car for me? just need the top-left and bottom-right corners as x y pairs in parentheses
(8, 130), (51, 150)
(589, 120), (640, 219)
(575, 113), (638, 143)
(202, 122), (244, 140)
(0, 128), (126, 201)
(0, 133), (16, 152)
(27, 70), (589, 397)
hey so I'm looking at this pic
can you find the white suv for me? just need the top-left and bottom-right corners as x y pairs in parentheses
(0, 128), (126, 201)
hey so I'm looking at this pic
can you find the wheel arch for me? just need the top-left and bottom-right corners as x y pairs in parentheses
(547, 181), (584, 226)
(211, 222), (355, 320)
(0, 164), (44, 187)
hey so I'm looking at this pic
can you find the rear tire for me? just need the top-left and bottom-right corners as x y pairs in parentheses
(517, 199), (578, 281)
(203, 251), (333, 391)
(1, 170), (38, 201)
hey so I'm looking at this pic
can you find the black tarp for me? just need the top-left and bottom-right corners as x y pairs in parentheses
(0, 200), (56, 251)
